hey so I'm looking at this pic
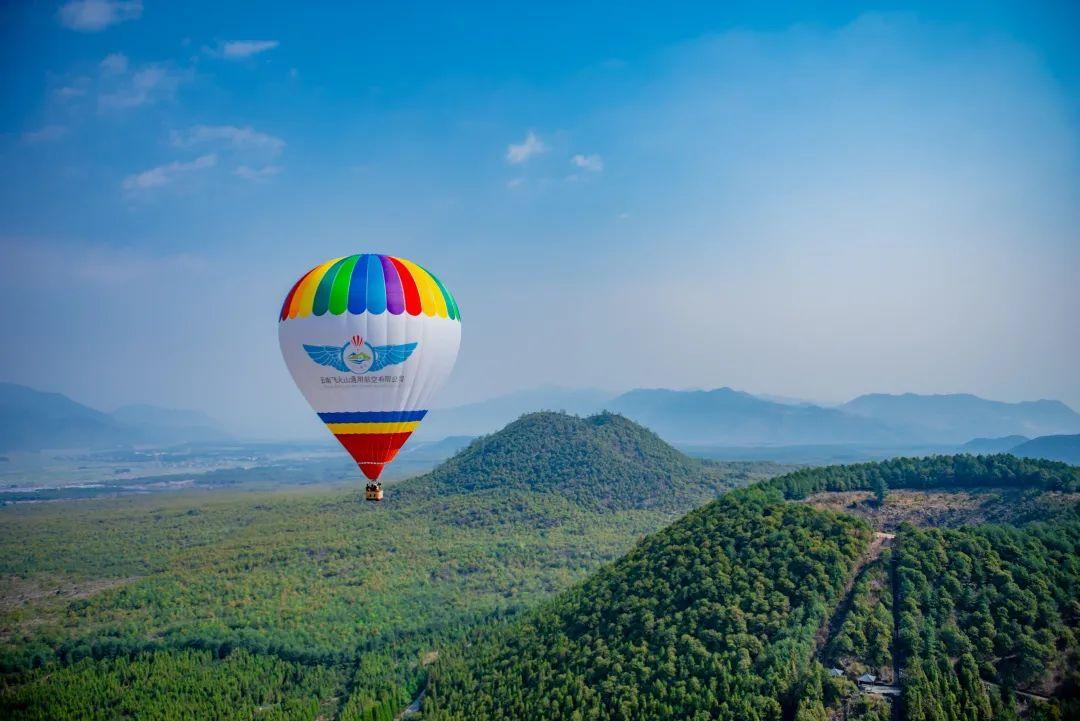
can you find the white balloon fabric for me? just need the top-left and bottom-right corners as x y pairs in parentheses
(278, 254), (461, 481)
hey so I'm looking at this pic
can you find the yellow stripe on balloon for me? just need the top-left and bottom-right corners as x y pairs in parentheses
(325, 421), (421, 434)
(291, 257), (343, 319)
(397, 258), (447, 318)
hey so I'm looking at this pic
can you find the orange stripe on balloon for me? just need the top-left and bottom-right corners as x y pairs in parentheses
(284, 265), (321, 319)
(280, 274), (306, 321)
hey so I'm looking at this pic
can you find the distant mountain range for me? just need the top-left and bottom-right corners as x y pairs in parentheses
(607, 388), (904, 445)
(0, 383), (229, 451)
(961, 435), (1031, 454)
(1009, 434), (1080, 465)
(420, 386), (1080, 452)
(840, 392), (1080, 443)
(4, 380), (1080, 462)
(414, 387), (614, 440)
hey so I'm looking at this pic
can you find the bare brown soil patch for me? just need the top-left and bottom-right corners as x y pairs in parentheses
(0, 575), (137, 612)
(802, 489), (1078, 531)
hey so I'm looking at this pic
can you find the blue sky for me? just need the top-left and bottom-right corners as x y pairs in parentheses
(1, 1), (1078, 438)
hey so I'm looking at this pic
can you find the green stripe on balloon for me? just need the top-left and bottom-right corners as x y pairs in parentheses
(328, 255), (360, 315)
(312, 257), (348, 316)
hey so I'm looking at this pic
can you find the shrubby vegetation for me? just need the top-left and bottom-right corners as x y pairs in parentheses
(423, 488), (871, 721)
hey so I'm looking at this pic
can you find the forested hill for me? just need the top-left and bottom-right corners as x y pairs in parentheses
(424, 487), (871, 720)
(406, 411), (755, 510)
(763, 453), (1080, 499)
(423, 454), (1080, 721)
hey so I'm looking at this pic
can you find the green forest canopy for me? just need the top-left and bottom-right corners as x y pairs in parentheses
(1, 416), (1077, 720)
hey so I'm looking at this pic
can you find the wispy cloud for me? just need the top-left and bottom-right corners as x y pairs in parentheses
(57, 0), (142, 32)
(22, 125), (68, 143)
(218, 40), (280, 60)
(98, 63), (187, 110)
(53, 54), (186, 111)
(571, 154), (604, 172)
(55, 83), (89, 101)
(172, 125), (285, 155)
(99, 52), (129, 75)
(122, 154), (217, 191)
(234, 165), (282, 182)
(506, 131), (547, 164)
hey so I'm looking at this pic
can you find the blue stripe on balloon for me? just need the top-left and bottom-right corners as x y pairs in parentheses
(366, 251), (387, 314)
(347, 254), (370, 314)
(317, 410), (428, 423)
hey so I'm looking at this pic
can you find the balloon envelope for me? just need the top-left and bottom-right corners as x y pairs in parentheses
(278, 254), (461, 480)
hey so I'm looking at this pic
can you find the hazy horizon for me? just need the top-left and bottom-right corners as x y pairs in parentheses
(2, 2), (1078, 439)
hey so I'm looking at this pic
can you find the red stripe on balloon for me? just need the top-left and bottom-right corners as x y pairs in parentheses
(334, 431), (413, 469)
(389, 256), (422, 316)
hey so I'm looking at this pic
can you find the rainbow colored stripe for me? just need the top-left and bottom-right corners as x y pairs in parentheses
(279, 254), (460, 321)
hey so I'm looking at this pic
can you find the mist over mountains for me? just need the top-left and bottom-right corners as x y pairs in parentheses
(840, 392), (1080, 443)
(421, 386), (1080, 450)
(3, 381), (1079, 462)
(0, 382), (229, 451)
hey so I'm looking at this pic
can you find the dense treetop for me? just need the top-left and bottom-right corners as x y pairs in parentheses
(424, 487), (871, 721)
(895, 520), (1080, 721)
(765, 453), (1080, 499)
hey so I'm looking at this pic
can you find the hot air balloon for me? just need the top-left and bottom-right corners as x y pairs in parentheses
(278, 254), (461, 500)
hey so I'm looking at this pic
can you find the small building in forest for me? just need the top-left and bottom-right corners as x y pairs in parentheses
(828, 668), (844, 677)
(857, 673), (877, 685)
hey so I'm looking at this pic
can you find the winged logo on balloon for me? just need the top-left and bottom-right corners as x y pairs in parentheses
(303, 335), (418, 375)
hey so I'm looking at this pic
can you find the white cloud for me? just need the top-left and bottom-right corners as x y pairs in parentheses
(234, 165), (282, 181)
(506, 177), (526, 188)
(22, 125), (68, 143)
(99, 52), (129, 75)
(99, 64), (187, 110)
(571, 153), (604, 172)
(122, 154), (217, 191)
(172, 125), (285, 155)
(58, 0), (142, 32)
(220, 40), (280, 59)
(506, 131), (547, 164)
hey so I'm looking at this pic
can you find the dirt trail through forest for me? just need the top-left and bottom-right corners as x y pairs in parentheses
(814, 532), (894, 660)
